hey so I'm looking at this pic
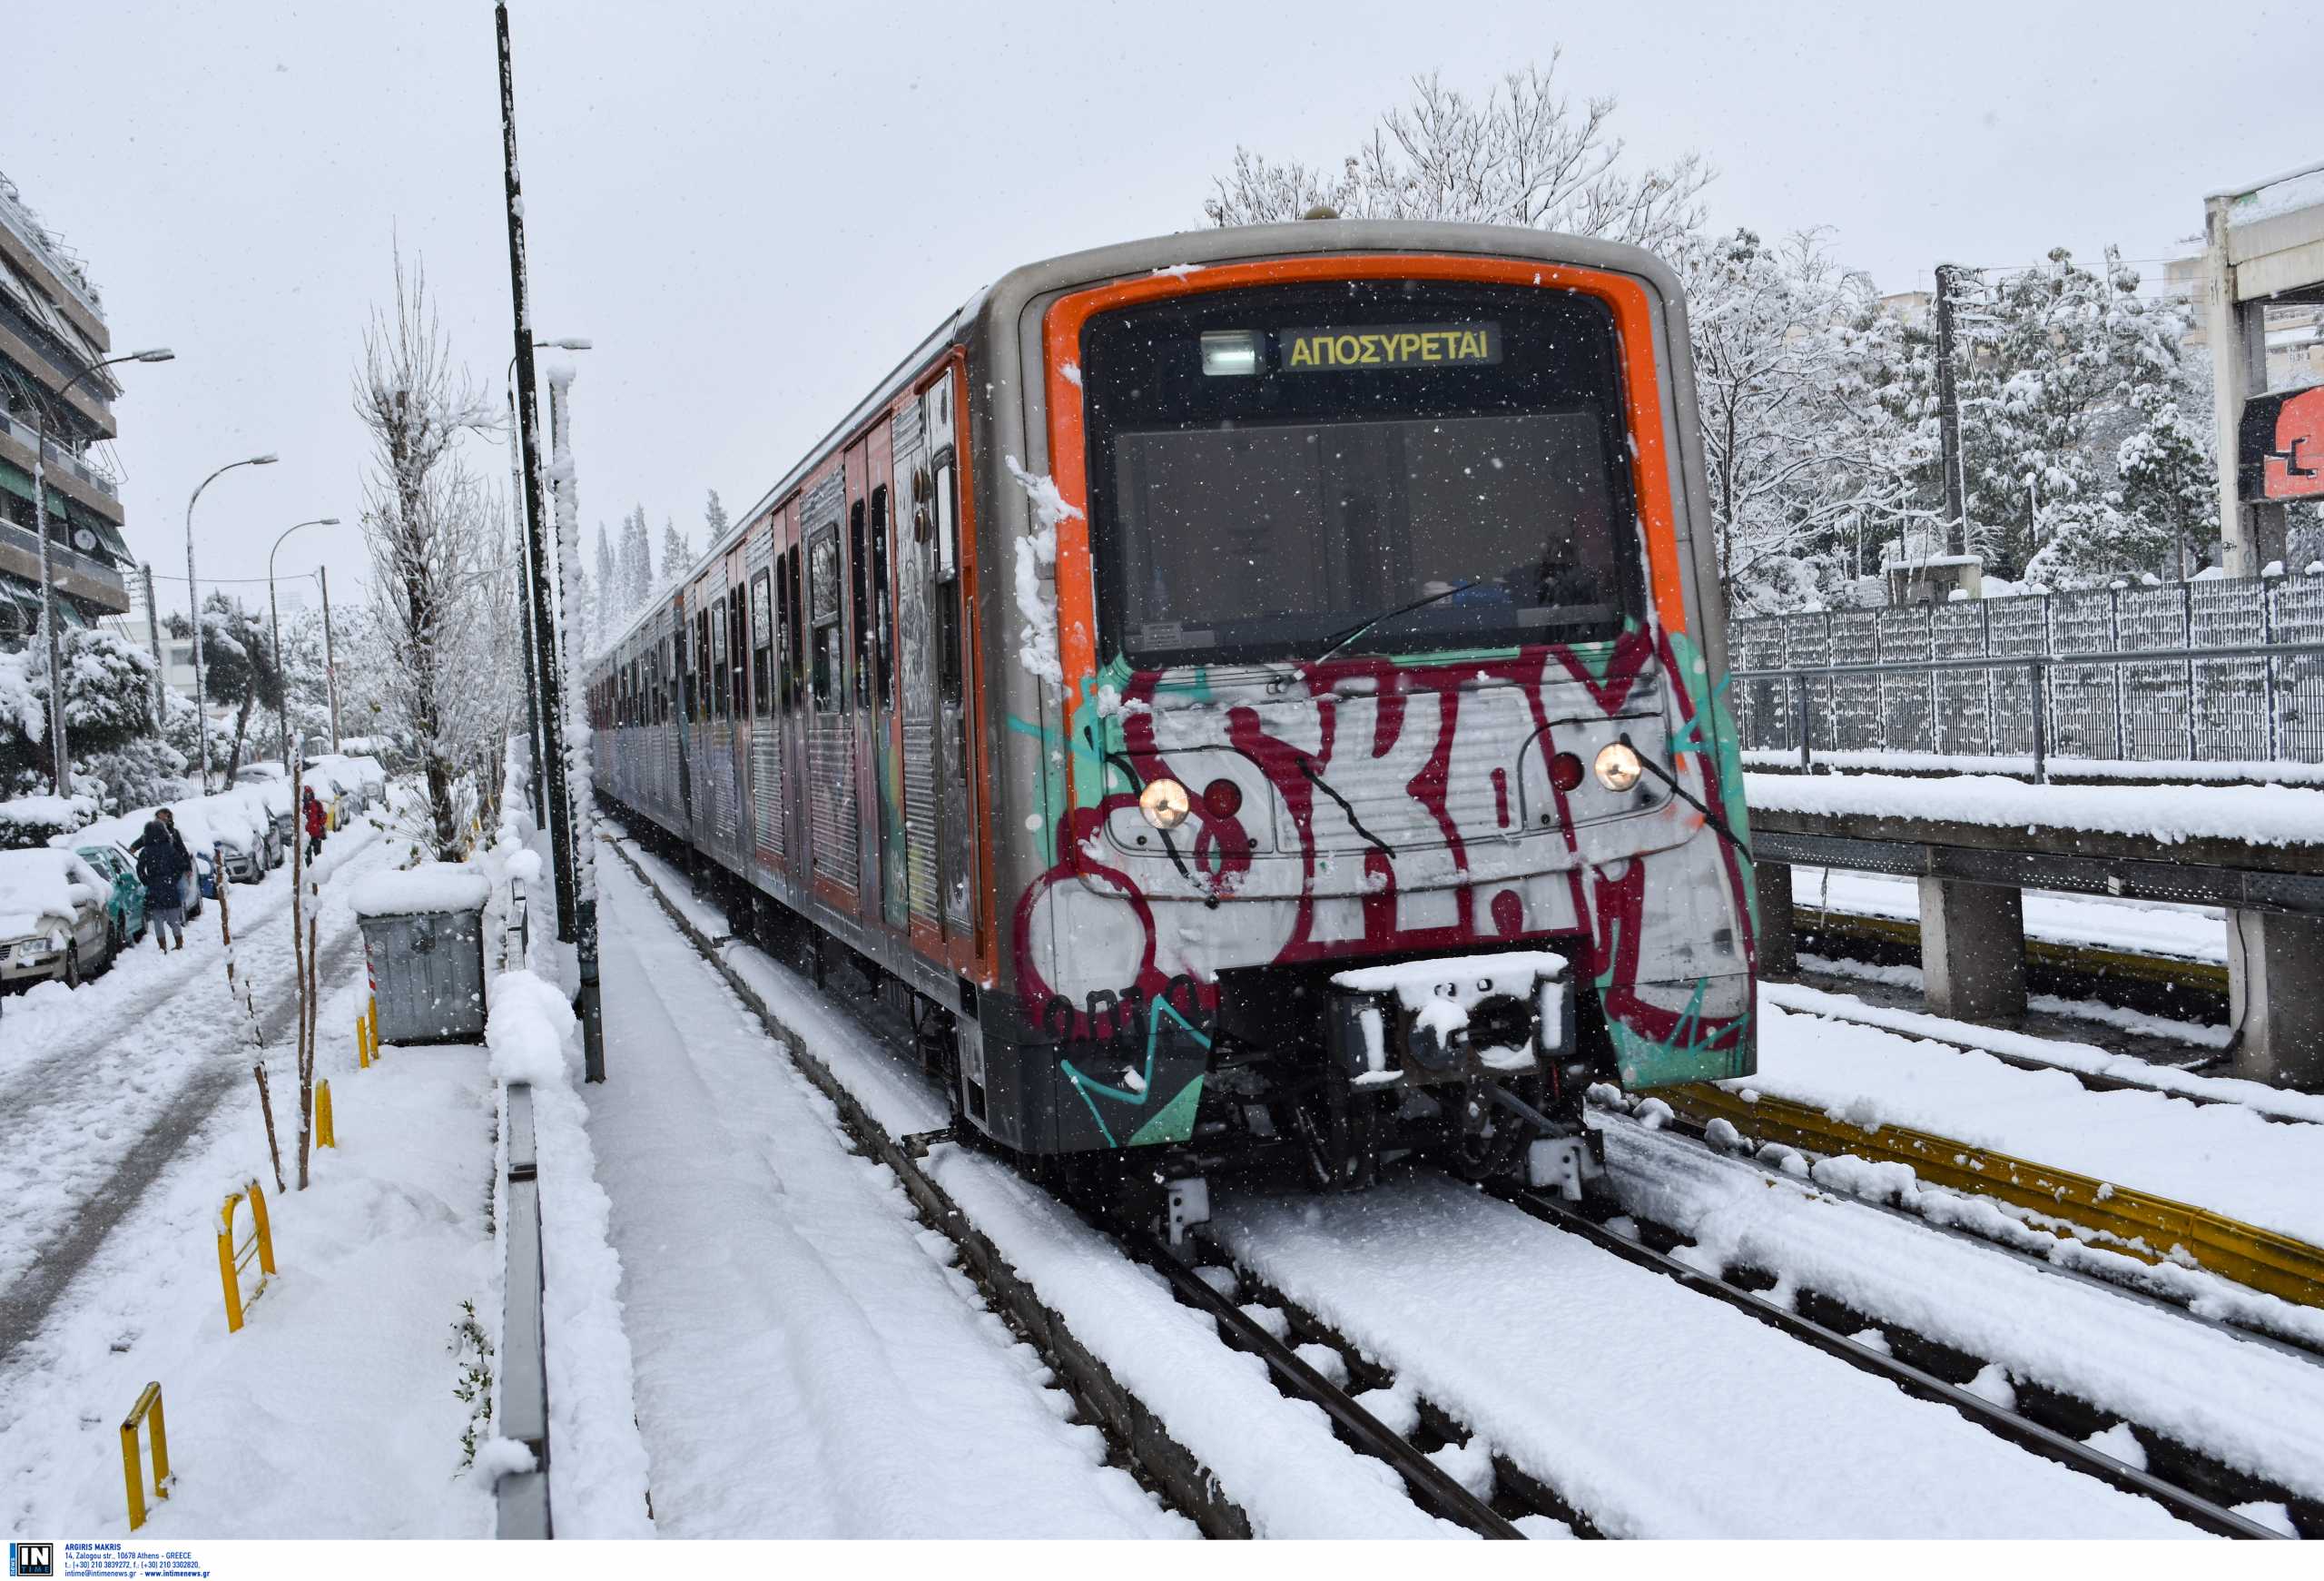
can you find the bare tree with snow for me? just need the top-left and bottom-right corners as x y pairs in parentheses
(1206, 56), (1710, 256)
(352, 251), (510, 858)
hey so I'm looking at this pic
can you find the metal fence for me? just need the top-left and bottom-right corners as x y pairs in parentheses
(1730, 572), (2324, 775)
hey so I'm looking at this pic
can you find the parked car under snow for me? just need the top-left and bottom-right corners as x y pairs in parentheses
(0, 846), (119, 988)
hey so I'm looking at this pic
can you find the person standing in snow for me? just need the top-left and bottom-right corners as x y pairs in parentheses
(301, 786), (328, 862)
(133, 808), (192, 952)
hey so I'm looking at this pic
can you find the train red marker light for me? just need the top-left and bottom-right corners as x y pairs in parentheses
(1549, 752), (1585, 794)
(1202, 778), (1244, 818)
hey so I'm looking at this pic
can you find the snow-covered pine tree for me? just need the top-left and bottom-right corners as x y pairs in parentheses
(619, 505), (654, 612)
(594, 520), (618, 641)
(703, 488), (729, 548)
(659, 517), (692, 591)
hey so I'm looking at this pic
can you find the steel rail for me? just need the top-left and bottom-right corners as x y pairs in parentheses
(601, 829), (1516, 1539)
(1658, 1083), (2324, 1309)
(1492, 1183), (2287, 1540)
(1137, 1233), (1522, 1537)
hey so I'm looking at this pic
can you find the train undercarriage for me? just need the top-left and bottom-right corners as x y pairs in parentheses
(617, 807), (1614, 1246)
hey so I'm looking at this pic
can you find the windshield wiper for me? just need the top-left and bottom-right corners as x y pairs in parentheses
(1298, 578), (1483, 675)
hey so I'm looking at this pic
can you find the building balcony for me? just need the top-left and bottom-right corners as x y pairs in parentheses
(0, 515), (128, 613)
(0, 406), (117, 499)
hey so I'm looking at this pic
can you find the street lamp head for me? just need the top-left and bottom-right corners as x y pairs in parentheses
(319, 516), (341, 526)
(250, 453), (280, 466)
(131, 348), (176, 363)
(544, 337), (593, 351)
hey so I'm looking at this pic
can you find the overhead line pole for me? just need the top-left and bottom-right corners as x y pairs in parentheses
(1933, 262), (1971, 558)
(497, 0), (577, 949)
(497, 1), (603, 1083)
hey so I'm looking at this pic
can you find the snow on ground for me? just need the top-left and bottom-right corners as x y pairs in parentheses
(1765, 982), (2321, 1122)
(603, 828), (1459, 1537)
(0, 945), (498, 1537)
(586, 852), (1179, 1537)
(1213, 1177), (2198, 1538)
(1787, 863), (2228, 964)
(1741, 991), (2324, 1244)
(1747, 770), (2324, 848)
(0, 820), (390, 1299)
(1599, 1115), (2324, 1504)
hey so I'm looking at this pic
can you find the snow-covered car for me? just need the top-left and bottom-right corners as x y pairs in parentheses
(0, 846), (117, 988)
(220, 783), (288, 869)
(70, 810), (212, 921)
(74, 841), (147, 945)
(168, 795), (271, 886)
(305, 753), (386, 814)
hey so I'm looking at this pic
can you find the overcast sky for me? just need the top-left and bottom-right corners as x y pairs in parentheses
(6, 0), (2312, 626)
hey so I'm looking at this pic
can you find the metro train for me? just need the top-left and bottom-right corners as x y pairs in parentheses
(588, 220), (1757, 1217)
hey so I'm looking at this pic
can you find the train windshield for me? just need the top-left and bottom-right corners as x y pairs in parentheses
(1080, 278), (1644, 669)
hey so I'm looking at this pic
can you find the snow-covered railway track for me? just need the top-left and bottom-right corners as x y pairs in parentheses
(603, 832), (1507, 1538)
(1495, 1183), (2294, 1539)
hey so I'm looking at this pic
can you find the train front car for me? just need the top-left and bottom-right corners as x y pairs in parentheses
(988, 225), (1756, 1201)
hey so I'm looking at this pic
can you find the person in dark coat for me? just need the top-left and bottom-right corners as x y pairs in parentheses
(301, 786), (327, 861)
(133, 808), (192, 952)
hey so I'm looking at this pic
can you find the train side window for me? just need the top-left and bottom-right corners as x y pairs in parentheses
(790, 548), (806, 710)
(751, 570), (773, 718)
(773, 555), (792, 709)
(870, 483), (893, 705)
(729, 586), (747, 719)
(848, 499), (870, 711)
(809, 526), (841, 713)
(712, 597), (731, 719)
(934, 457), (963, 706)
(675, 621), (693, 722)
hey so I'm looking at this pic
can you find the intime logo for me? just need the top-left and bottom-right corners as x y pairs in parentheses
(8, 1543), (54, 1577)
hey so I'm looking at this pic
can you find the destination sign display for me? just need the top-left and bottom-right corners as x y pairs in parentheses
(1279, 322), (1501, 372)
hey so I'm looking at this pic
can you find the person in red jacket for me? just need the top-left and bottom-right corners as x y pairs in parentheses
(301, 786), (327, 861)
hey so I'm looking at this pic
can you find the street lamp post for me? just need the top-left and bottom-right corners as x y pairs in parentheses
(268, 517), (340, 771)
(5, 346), (174, 795)
(185, 453), (280, 793)
(507, 338), (589, 829)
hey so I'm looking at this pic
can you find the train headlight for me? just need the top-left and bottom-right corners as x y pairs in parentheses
(1593, 741), (1643, 793)
(1200, 331), (1262, 377)
(1139, 777), (1192, 831)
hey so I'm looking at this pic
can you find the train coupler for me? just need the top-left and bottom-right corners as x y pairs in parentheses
(1323, 949), (1575, 1091)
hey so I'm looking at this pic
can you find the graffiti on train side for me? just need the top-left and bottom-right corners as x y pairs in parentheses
(1013, 625), (1757, 1141)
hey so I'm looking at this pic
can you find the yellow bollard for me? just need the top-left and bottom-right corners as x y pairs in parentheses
(356, 1013), (371, 1070)
(216, 1181), (277, 1333)
(368, 996), (381, 1061)
(120, 1381), (170, 1532)
(316, 1080), (335, 1149)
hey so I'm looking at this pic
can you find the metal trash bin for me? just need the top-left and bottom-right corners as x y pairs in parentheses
(350, 869), (491, 1044)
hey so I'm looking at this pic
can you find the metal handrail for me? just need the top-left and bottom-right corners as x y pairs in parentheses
(1737, 641), (2324, 781)
(1733, 638), (2324, 679)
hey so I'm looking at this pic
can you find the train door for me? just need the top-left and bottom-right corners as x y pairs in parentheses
(803, 472), (857, 903)
(891, 397), (940, 944)
(782, 499), (811, 893)
(866, 420), (907, 933)
(747, 524), (782, 874)
(724, 544), (750, 868)
(926, 371), (977, 947)
(671, 588), (697, 848)
(843, 439), (881, 921)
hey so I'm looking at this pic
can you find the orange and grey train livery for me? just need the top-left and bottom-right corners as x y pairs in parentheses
(588, 221), (1757, 1197)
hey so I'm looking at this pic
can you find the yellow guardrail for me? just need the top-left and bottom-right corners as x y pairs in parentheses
(1662, 1083), (2324, 1310)
(120, 1380), (170, 1531)
(216, 1181), (278, 1333)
